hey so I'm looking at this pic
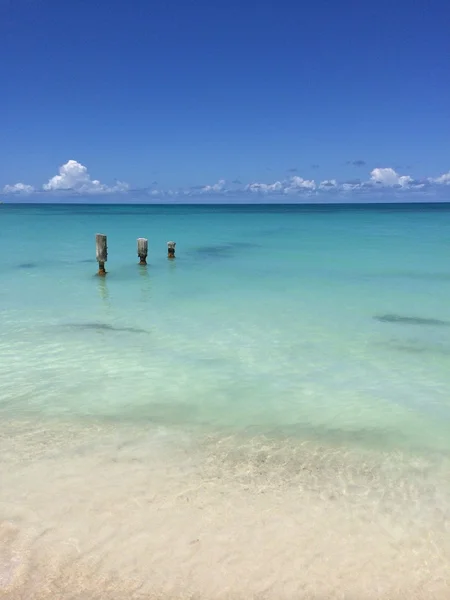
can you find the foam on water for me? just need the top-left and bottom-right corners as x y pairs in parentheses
(1, 203), (450, 598)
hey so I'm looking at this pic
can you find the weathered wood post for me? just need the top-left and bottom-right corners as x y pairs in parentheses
(137, 238), (148, 265)
(96, 233), (107, 276)
(167, 241), (176, 259)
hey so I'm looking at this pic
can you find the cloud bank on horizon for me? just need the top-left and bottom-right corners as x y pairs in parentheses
(2, 159), (450, 200)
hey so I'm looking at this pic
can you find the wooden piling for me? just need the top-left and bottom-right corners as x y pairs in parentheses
(137, 238), (148, 265)
(95, 233), (107, 276)
(167, 241), (176, 259)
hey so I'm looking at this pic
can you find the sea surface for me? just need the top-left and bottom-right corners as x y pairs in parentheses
(1, 203), (450, 599)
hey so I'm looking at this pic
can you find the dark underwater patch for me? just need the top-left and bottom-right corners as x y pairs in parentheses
(192, 244), (233, 258)
(373, 271), (450, 282)
(17, 262), (37, 269)
(189, 241), (259, 259)
(374, 314), (450, 327)
(390, 344), (450, 356)
(377, 338), (450, 356)
(64, 323), (149, 334)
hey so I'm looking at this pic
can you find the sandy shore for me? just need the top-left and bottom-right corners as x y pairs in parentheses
(1, 420), (449, 599)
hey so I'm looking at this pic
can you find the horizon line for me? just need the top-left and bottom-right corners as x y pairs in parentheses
(2, 200), (450, 207)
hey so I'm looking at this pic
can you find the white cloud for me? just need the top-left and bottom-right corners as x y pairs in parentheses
(287, 175), (316, 190)
(431, 171), (450, 185)
(245, 181), (284, 193)
(245, 176), (316, 195)
(43, 160), (128, 194)
(285, 176), (316, 193)
(370, 167), (412, 188)
(341, 182), (359, 192)
(319, 179), (338, 190)
(284, 175), (317, 194)
(3, 182), (35, 194)
(201, 179), (226, 193)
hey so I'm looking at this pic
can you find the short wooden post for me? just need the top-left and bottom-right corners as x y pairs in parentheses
(167, 241), (176, 259)
(137, 238), (148, 265)
(96, 233), (107, 276)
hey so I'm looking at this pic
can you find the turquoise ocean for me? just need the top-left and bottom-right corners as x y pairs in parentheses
(1, 203), (450, 599)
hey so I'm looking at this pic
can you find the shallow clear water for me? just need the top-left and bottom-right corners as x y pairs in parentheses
(1, 203), (450, 598)
(2, 203), (450, 451)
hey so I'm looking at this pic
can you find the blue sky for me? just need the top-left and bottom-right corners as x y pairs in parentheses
(1, 0), (449, 201)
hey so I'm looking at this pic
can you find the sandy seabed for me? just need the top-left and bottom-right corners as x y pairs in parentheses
(1, 419), (449, 600)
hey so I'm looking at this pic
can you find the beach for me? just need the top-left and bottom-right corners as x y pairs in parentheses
(1, 203), (449, 598)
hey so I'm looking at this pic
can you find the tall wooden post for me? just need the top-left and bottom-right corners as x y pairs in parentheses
(167, 241), (176, 259)
(137, 238), (148, 265)
(96, 234), (107, 276)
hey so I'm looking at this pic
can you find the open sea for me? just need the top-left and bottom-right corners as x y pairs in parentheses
(1, 202), (450, 599)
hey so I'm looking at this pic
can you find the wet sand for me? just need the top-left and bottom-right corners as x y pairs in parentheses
(1, 420), (449, 599)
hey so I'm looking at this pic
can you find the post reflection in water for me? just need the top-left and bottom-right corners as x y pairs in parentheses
(97, 274), (111, 309)
(138, 263), (152, 303)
